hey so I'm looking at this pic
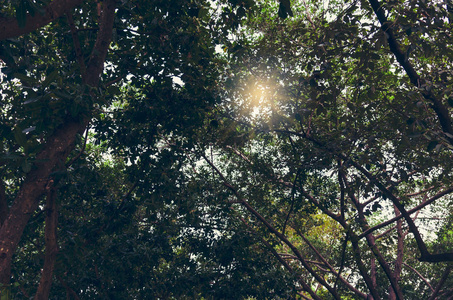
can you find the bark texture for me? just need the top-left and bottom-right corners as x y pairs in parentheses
(34, 185), (58, 300)
(0, 0), (117, 287)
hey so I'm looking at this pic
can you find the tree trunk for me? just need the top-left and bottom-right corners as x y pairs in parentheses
(34, 184), (58, 300)
(0, 119), (87, 284)
(0, 0), (117, 287)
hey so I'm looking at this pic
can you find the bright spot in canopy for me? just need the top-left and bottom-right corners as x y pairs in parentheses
(239, 76), (280, 123)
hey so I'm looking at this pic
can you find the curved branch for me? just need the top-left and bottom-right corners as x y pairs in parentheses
(401, 262), (434, 293)
(0, 0), (84, 41)
(0, 0), (117, 284)
(340, 171), (403, 300)
(428, 266), (451, 300)
(238, 216), (322, 300)
(359, 186), (453, 239)
(368, 0), (453, 139)
(201, 153), (341, 299)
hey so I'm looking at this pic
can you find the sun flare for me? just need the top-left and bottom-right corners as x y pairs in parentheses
(238, 76), (280, 122)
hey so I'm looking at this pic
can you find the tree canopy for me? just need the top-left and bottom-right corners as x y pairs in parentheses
(1, 0), (453, 299)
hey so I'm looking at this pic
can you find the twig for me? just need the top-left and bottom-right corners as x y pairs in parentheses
(428, 266), (452, 300)
(67, 12), (86, 77)
(66, 125), (89, 167)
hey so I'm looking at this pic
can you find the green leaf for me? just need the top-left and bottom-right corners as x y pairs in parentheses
(448, 97), (453, 107)
(427, 141), (438, 151)
(42, 70), (59, 88)
(21, 159), (32, 173)
(237, 6), (246, 19)
(14, 127), (27, 147)
(13, 73), (38, 85)
(107, 85), (121, 96)
(16, 0), (27, 28)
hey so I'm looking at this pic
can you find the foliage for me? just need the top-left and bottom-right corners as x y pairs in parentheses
(1, 0), (453, 299)
(192, 0), (453, 298)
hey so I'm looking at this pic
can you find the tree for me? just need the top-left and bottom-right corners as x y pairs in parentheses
(2, 0), (453, 299)
(1, 0), (116, 293)
(193, 0), (453, 298)
(0, 0), (229, 298)
(2, 0), (298, 298)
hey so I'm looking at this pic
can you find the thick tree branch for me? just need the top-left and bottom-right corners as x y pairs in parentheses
(0, 0), (117, 285)
(368, 0), (453, 139)
(238, 216), (322, 300)
(0, 118), (88, 284)
(359, 186), (453, 238)
(0, 0), (84, 41)
(278, 128), (453, 262)
(0, 181), (8, 226)
(84, 0), (116, 85)
(201, 153), (341, 299)
(340, 172), (404, 300)
(34, 182), (58, 300)
(428, 266), (451, 300)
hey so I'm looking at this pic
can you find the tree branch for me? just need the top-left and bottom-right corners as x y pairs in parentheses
(389, 205), (404, 300)
(275, 128), (453, 262)
(56, 275), (80, 300)
(83, 0), (116, 86)
(34, 182), (58, 300)
(348, 158), (453, 262)
(238, 216), (322, 300)
(0, 0), (84, 41)
(400, 262), (434, 293)
(0, 0), (117, 284)
(66, 11), (86, 78)
(0, 118), (88, 284)
(368, 0), (453, 140)
(428, 266), (451, 300)
(359, 187), (453, 238)
(349, 232), (382, 300)
(0, 180), (8, 226)
(340, 171), (403, 300)
(201, 153), (341, 299)
(294, 227), (367, 299)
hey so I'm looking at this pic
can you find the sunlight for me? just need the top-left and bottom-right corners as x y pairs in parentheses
(240, 76), (279, 123)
